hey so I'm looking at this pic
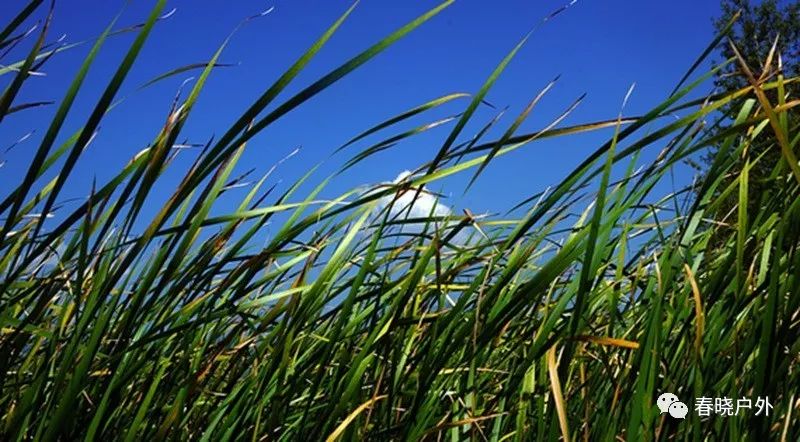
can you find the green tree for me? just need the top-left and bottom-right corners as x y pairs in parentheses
(707, 0), (800, 219)
(715, 0), (800, 92)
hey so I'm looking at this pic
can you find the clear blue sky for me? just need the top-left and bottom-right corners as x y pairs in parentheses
(2, 0), (722, 222)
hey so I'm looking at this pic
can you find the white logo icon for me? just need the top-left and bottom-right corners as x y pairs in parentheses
(657, 392), (688, 419)
(657, 392), (679, 413)
(668, 401), (688, 419)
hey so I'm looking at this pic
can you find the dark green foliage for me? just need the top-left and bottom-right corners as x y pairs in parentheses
(706, 0), (800, 223)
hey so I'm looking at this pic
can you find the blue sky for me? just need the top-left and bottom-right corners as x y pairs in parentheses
(1, 0), (722, 223)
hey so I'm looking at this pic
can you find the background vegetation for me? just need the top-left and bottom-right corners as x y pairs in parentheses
(1, 0), (798, 440)
(703, 0), (800, 227)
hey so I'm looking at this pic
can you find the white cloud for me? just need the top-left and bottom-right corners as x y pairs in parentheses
(365, 170), (475, 247)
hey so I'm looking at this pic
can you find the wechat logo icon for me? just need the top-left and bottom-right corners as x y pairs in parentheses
(657, 392), (688, 419)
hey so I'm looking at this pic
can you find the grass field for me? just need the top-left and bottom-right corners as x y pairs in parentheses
(1, 1), (799, 440)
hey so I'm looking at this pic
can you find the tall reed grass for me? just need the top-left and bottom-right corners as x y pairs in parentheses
(1, 1), (798, 440)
